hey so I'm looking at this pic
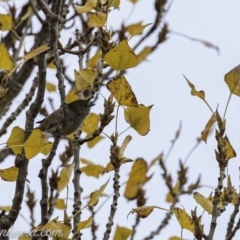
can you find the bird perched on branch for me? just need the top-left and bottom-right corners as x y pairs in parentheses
(36, 99), (94, 135)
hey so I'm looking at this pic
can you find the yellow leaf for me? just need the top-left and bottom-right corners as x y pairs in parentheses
(23, 129), (49, 159)
(166, 181), (179, 203)
(193, 192), (213, 214)
(23, 44), (50, 61)
(38, 217), (71, 238)
(48, 61), (56, 69)
(107, 77), (138, 106)
(75, 68), (97, 91)
(124, 104), (153, 136)
(104, 40), (138, 70)
(87, 12), (107, 28)
(0, 166), (18, 181)
(124, 158), (150, 200)
(127, 22), (151, 39)
(46, 82), (56, 92)
(76, 216), (93, 231)
(18, 236), (31, 240)
(169, 237), (182, 240)
(87, 50), (102, 68)
(173, 208), (195, 233)
(40, 142), (53, 155)
(0, 14), (12, 31)
(6, 126), (24, 155)
(184, 75), (205, 100)
(57, 162), (75, 193)
(80, 158), (104, 178)
(201, 113), (216, 143)
(88, 178), (110, 206)
(119, 135), (132, 159)
(231, 192), (239, 205)
(127, 22), (142, 35)
(87, 135), (104, 148)
(82, 113), (100, 135)
(54, 198), (66, 209)
(66, 89), (79, 104)
(0, 206), (11, 212)
(224, 65), (240, 96)
(222, 135), (236, 160)
(129, 0), (138, 3)
(75, 4), (93, 14)
(0, 42), (13, 70)
(113, 226), (133, 240)
(74, 0), (97, 14)
(108, 0), (120, 8)
(128, 206), (155, 218)
(137, 47), (153, 63)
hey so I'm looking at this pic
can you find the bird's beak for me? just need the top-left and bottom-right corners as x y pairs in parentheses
(90, 102), (95, 107)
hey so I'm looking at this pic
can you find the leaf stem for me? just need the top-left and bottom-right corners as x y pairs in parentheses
(115, 105), (120, 135)
(118, 126), (131, 137)
(203, 99), (214, 113)
(223, 93), (232, 120)
(223, 78), (240, 120)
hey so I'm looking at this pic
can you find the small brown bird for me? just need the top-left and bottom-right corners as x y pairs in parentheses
(37, 100), (94, 135)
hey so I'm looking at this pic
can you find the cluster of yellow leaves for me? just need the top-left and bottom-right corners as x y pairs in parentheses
(127, 204), (195, 237)
(126, 203), (202, 235)
(185, 70), (238, 160)
(6, 127), (52, 160)
(107, 76), (153, 136)
(74, 0), (107, 27)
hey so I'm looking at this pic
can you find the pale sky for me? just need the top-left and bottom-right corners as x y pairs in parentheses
(1, 1), (240, 239)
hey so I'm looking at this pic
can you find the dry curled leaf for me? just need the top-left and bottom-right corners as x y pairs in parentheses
(193, 192), (213, 214)
(201, 113), (216, 143)
(184, 75), (205, 100)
